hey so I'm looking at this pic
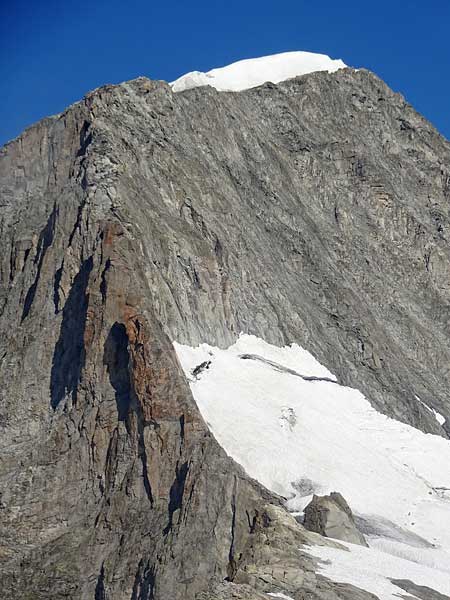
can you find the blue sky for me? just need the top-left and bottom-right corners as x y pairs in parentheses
(1, 0), (449, 146)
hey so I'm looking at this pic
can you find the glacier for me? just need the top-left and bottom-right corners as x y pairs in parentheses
(174, 334), (450, 599)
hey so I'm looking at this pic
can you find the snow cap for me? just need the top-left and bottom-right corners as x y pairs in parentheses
(171, 51), (347, 92)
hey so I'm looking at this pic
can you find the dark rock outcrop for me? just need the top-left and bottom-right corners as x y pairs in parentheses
(304, 493), (367, 546)
(1, 66), (450, 598)
(391, 579), (450, 600)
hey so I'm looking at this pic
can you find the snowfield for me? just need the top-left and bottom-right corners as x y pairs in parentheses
(304, 540), (450, 599)
(171, 51), (347, 92)
(174, 334), (450, 599)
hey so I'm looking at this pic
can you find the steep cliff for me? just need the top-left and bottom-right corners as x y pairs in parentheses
(1, 64), (449, 598)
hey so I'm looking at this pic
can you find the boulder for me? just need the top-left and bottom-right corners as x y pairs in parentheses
(303, 492), (368, 546)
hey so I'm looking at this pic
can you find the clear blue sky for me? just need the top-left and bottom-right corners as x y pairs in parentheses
(1, 0), (449, 146)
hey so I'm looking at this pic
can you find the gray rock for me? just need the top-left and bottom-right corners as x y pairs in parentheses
(391, 579), (450, 600)
(1, 64), (450, 597)
(304, 493), (368, 546)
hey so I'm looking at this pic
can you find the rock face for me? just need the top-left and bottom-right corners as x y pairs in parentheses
(391, 579), (450, 600)
(0, 66), (450, 598)
(304, 493), (367, 546)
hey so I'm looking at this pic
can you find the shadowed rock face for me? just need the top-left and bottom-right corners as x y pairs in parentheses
(0, 67), (449, 598)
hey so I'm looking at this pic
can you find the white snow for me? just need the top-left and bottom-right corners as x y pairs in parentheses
(174, 334), (450, 593)
(304, 540), (450, 600)
(416, 394), (446, 426)
(171, 51), (347, 93)
(367, 537), (450, 573)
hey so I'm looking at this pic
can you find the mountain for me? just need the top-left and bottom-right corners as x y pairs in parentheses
(1, 53), (450, 599)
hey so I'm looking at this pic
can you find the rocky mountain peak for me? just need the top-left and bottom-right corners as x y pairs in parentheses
(1, 60), (450, 599)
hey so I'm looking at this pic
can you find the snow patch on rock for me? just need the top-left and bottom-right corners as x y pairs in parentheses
(416, 394), (446, 426)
